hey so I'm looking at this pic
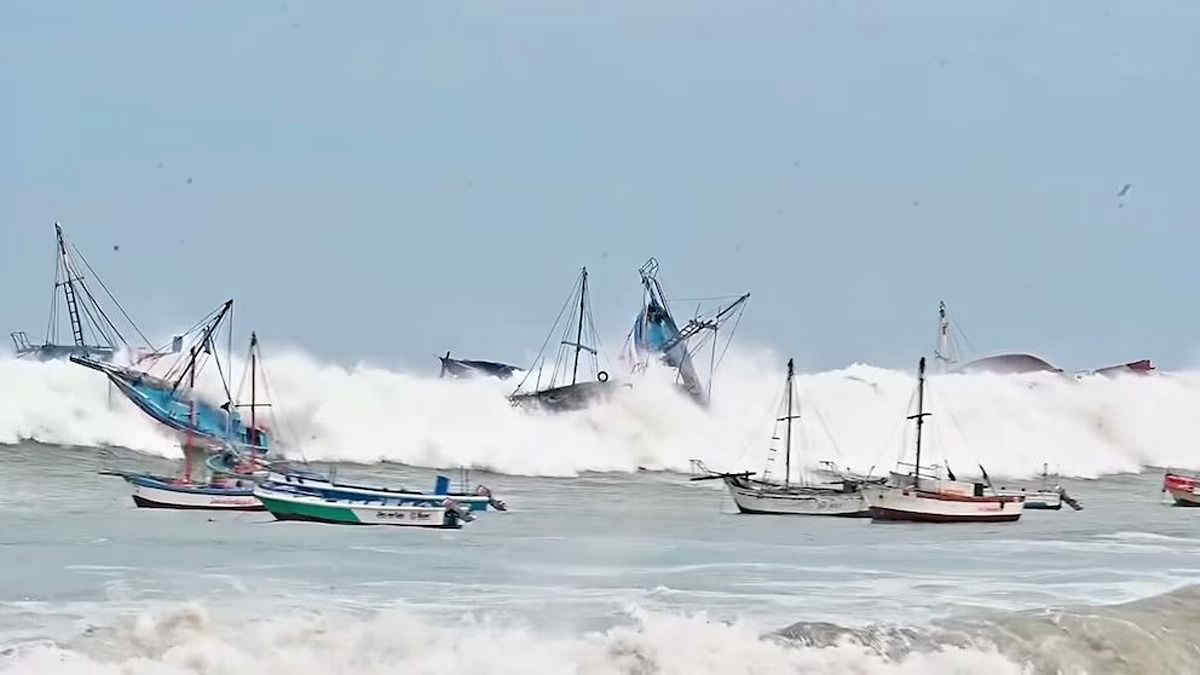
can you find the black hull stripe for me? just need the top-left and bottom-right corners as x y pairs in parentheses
(869, 506), (1021, 523)
(132, 495), (265, 511)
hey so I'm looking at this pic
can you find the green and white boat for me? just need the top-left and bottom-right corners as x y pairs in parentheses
(254, 484), (472, 529)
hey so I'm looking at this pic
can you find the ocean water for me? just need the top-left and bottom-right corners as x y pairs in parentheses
(1, 355), (1199, 673)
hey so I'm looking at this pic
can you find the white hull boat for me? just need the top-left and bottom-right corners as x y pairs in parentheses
(694, 358), (871, 517)
(866, 357), (1024, 524)
(105, 472), (263, 511)
(724, 475), (869, 517)
(863, 482), (1024, 523)
(254, 485), (470, 528)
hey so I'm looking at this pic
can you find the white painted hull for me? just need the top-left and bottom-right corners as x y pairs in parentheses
(862, 485), (1024, 522)
(1164, 473), (1200, 506)
(724, 478), (868, 517)
(266, 471), (497, 511)
(997, 488), (1062, 510)
(129, 481), (263, 511)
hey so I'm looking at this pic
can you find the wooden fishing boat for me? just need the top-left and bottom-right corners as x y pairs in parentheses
(691, 358), (875, 517)
(1163, 472), (1200, 506)
(625, 258), (749, 405)
(862, 357), (1025, 523)
(509, 267), (616, 412)
(102, 471), (263, 511)
(261, 469), (506, 512)
(254, 484), (471, 528)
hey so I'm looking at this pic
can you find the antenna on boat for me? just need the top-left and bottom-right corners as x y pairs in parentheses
(908, 357), (931, 485)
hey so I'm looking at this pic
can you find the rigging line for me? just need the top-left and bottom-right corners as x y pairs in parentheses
(713, 301), (745, 371)
(44, 240), (61, 344)
(808, 402), (844, 460)
(669, 295), (745, 303)
(514, 271), (582, 393)
(71, 243), (149, 348)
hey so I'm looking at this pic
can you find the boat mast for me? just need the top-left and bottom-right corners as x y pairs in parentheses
(55, 223), (86, 348)
(571, 267), (587, 386)
(776, 358), (802, 488)
(250, 332), (257, 432)
(908, 357), (931, 485)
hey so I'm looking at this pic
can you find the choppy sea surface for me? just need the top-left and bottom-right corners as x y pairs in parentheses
(1, 442), (1198, 674)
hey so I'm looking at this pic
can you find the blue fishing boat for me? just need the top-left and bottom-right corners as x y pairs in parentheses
(72, 301), (269, 454)
(626, 258), (749, 404)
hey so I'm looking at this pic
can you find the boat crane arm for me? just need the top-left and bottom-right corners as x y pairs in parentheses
(658, 292), (750, 354)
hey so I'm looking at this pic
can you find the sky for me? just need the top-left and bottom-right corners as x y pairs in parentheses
(3, 1), (1199, 374)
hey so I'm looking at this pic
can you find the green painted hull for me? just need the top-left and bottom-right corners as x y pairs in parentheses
(256, 491), (463, 529)
(259, 494), (363, 524)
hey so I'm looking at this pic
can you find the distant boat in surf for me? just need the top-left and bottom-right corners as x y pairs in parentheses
(691, 358), (878, 516)
(934, 301), (1155, 377)
(10, 222), (160, 362)
(625, 258), (749, 405)
(1163, 472), (1200, 506)
(996, 463), (1083, 511)
(509, 266), (615, 412)
(860, 357), (1026, 523)
(438, 351), (519, 380)
(254, 483), (474, 528)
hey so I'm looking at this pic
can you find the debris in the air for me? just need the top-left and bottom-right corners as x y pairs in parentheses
(112, 245), (120, 252)
(1117, 183), (1132, 197)
(186, 177), (193, 184)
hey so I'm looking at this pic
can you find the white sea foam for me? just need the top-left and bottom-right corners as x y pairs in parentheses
(2, 349), (1198, 479)
(0, 603), (1027, 675)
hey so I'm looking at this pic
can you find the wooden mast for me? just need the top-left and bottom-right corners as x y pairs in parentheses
(908, 357), (931, 487)
(777, 358), (801, 488)
(571, 267), (587, 386)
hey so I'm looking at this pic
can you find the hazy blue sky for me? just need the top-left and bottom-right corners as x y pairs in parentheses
(4, 1), (1198, 373)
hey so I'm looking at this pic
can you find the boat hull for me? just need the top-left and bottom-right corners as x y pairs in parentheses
(124, 475), (263, 511)
(724, 477), (869, 517)
(266, 472), (500, 511)
(254, 487), (463, 528)
(997, 488), (1062, 510)
(862, 486), (1024, 523)
(1164, 473), (1200, 506)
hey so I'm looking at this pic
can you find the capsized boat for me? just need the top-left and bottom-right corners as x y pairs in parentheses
(995, 463), (1083, 511)
(625, 258), (749, 405)
(254, 484), (472, 528)
(11, 222), (159, 362)
(439, 352), (519, 380)
(100, 470), (263, 511)
(861, 357), (1025, 523)
(1163, 472), (1200, 506)
(691, 358), (877, 517)
(509, 266), (615, 412)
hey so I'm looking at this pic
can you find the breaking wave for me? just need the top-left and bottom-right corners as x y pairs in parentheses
(4, 586), (1197, 674)
(1, 348), (1199, 478)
